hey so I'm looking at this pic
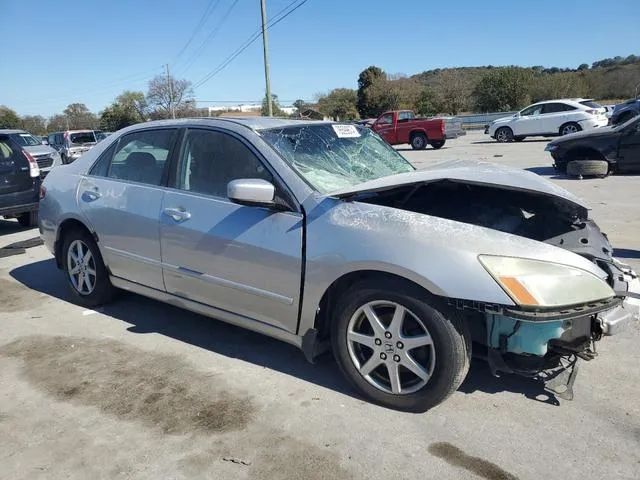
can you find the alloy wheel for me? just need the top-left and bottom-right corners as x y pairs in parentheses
(67, 239), (97, 295)
(346, 300), (436, 395)
(562, 124), (579, 135)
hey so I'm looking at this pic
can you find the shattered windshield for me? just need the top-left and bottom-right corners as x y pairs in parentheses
(260, 124), (414, 193)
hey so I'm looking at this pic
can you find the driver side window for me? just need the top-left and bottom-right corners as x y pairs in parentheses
(378, 114), (393, 125)
(521, 105), (543, 116)
(176, 129), (272, 199)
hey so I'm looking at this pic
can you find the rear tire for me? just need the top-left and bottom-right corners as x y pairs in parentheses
(567, 160), (609, 178)
(410, 133), (427, 150)
(17, 210), (38, 228)
(62, 228), (116, 307)
(495, 127), (513, 143)
(560, 122), (581, 136)
(430, 140), (445, 149)
(331, 279), (471, 412)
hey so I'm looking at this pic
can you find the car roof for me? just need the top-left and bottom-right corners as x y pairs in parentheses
(0, 129), (27, 134)
(120, 116), (335, 133)
(528, 99), (596, 108)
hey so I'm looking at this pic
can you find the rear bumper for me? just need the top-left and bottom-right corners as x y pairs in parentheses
(579, 117), (608, 129)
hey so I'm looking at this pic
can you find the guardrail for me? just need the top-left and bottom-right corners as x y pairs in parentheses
(456, 111), (517, 129)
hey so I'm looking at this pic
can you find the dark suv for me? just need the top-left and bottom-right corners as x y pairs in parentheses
(610, 99), (640, 126)
(0, 133), (41, 227)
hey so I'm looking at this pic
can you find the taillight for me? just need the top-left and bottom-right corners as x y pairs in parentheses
(23, 151), (40, 178)
(40, 185), (47, 200)
(586, 109), (598, 115)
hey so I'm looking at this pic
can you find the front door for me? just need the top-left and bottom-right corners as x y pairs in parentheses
(513, 104), (544, 136)
(78, 128), (179, 290)
(160, 128), (303, 333)
(373, 113), (396, 144)
(618, 119), (640, 172)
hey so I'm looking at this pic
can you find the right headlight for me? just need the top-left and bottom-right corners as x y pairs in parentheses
(479, 255), (614, 308)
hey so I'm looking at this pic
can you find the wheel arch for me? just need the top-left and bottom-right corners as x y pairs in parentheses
(301, 269), (442, 362)
(54, 217), (98, 269)
(409, 129), (428, 140)
(564, 146), (607, 162)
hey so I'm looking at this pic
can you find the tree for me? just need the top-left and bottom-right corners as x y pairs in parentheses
(146, 74), (194, 119)
(99, 103), (140, 131)
(115, 91), (147, 119)
(473, 68), (533, 112)
(20, 115), (47, 135)
(63, 103), (98, 129)
(293, 99), (307, 117)
(357, 66), (386, 118)
(415, 88), (439, 116)
(577, 63), (589, 71)
(0, 106), (20, 128)
(433, 69), (472, 115)
(47, 114), (69, 132)
(261, 94), (286, 116)
(316, 88), (358, 120)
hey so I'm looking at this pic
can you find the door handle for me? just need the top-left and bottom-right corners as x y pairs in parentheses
(163, 207), (191, 222)
(81, 189), (102, 201)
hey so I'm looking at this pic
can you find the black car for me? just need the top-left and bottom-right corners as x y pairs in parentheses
(610, 98), (640, 126)
(545, 116), (640, 177)
(0, 133), (41, 227)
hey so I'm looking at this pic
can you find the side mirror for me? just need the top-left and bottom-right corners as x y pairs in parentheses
(228, 179), (276, 208)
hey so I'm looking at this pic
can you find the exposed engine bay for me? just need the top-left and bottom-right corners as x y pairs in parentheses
(355, 179), (640, 399)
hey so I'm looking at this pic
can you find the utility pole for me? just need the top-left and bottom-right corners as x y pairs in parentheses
(260, 0), (273, 116)
(165, 63), (175, 119)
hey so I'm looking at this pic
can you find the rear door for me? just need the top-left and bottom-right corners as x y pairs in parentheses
(541, 102), (574, 133)
(159, 127), (303, 333)
(0, 136), (32, 196)
(77, 128), (179, 290)
(618, 119), (640, 172)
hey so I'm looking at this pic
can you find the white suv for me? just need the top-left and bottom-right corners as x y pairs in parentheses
(486, 99), (608, 142)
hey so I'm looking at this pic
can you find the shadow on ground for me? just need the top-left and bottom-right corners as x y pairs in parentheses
(525, 166), (569, 179)
(10, 258), (556, 406)
(0, 219), (34, 237)
(471, 139), (550, 145)
(395, 147), (450, 152)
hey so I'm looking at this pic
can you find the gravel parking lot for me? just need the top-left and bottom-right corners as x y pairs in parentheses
(0, 130), (638, 480)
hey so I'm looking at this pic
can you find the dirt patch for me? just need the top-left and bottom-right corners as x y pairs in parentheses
(250, 436), (354, 480)
(0, 335), (255, 435)
(0, 277), (43, 312)
(428, 442), (518, 480)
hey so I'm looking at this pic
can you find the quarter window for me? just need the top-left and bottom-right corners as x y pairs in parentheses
(176, 129), (272, 198)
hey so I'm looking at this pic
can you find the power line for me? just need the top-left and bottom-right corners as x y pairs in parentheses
(170, 0), (221, 67)
(192, 0), (309, 89)
(174, 0), (241, 76)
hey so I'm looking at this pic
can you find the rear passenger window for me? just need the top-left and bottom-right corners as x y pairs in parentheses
(106, 129), (177, 186)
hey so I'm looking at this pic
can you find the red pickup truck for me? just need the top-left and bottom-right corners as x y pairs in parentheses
(371, 110), (447, 150)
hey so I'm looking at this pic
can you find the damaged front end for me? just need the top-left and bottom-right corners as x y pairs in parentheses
(345, 168), (640, 398)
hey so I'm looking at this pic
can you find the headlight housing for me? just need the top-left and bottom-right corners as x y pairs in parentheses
(544, 144), (557, 152)
(479, 255), (614, 308)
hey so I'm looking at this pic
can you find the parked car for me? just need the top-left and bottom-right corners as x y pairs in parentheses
(0, 133), (41, 227)
(485, 99), (608, 142)
(0, 129), (62, 178)
(95, 131), (113, 142)
(545, 115), (640, 177)
(48, 130), (97, 164)
(609, 98), (640, 126)
(371, 110), (448, 149)
(39, 118), (639, 411)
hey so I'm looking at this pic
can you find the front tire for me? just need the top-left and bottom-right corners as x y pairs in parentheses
(62, 228), (115, 307)
(331, 279), (471, 412)
(430, 140), (445, 149)
(495, 127), (513, 143)
(410, 133), (427, 150)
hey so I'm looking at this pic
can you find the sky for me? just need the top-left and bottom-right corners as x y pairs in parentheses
(1, 0), (639, 117)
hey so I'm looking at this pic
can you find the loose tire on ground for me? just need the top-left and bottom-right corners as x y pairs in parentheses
(495, 127), (513, 143)
(17, 210), (38, 228)
(410, 133), (427, 150)
(567, 160), (609, 178)
(61, 228), (116, 307)
(430, 140), (445, 149)
(331, 278), (471, 412)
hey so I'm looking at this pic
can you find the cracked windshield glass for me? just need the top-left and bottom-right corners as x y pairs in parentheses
(260, 124), (414, 193)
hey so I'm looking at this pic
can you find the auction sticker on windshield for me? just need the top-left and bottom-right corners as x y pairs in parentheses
(332, 124), (361, 138)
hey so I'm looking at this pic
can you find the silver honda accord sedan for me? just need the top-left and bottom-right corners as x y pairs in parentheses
(39, 117), (640, 411)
